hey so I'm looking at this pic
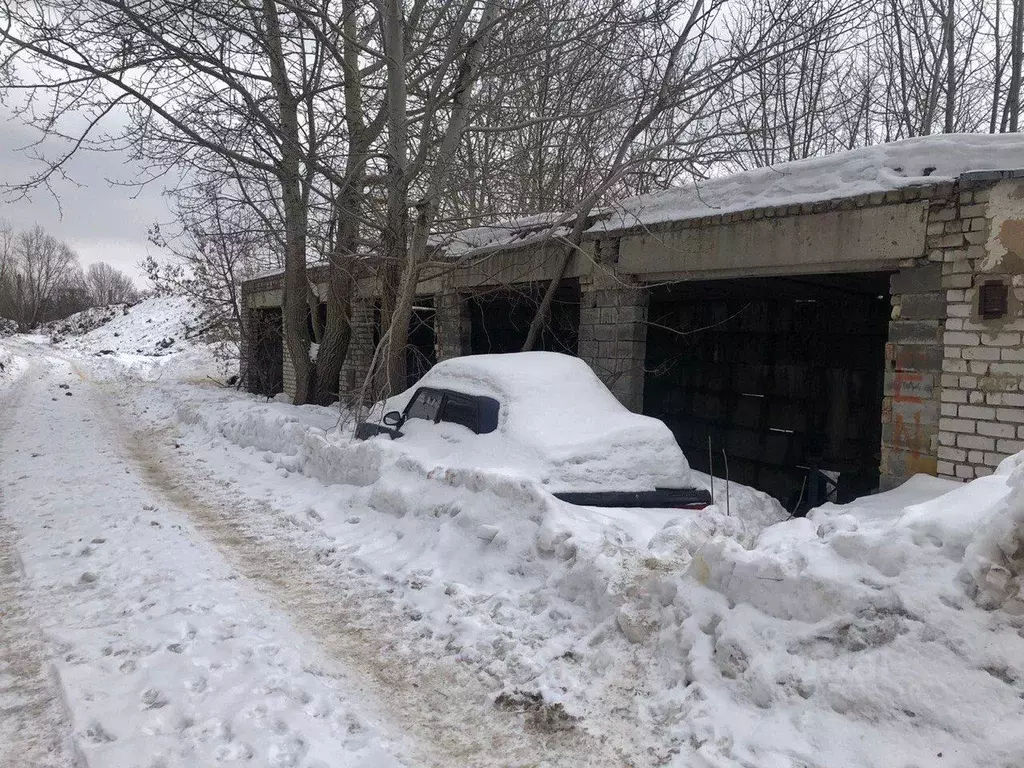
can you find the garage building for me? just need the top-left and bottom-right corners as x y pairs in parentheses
(241, 136), (1024, 507)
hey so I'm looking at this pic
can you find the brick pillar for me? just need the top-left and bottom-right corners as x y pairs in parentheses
(282, 343), (297, 400)
(577, 276), (648, 412)
(338, 299), (376, 403)
(239, 286), (254, 392)
(881, 264), (947, 489)
(435, 290), (470, 361)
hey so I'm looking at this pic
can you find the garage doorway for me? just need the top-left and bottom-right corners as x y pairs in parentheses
(247, 307), (284, 397)
(372, 299), (437, 390)
(643, 272), (892, 513)
(468, 279), (580, 355)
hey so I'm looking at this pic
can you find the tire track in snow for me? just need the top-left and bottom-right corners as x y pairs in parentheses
(0, 362), (77, 768)
(99, 390), (631, 768)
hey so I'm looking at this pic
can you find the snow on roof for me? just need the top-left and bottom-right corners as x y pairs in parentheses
(243, 134), (1024, 286)
(248, 260), (324, 282)
(589, 133), (1024, 234)
(430, 212), (572, 260)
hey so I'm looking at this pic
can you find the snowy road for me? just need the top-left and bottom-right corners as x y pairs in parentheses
(0, 361), (76, 768)
(0, 343), (626, 766)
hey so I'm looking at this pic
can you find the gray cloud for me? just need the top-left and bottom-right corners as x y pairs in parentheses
(0, 107), (173, 284)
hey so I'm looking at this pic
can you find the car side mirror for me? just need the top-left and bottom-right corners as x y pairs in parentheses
(382, 410), (403, 427)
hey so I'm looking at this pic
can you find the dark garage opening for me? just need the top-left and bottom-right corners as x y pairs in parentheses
(468, 279), (580, 355)
(407, 298), (437, 387)
(643, 272), (892, 513)
(247, 307), (284, 397)
(373, 298), (438, 390)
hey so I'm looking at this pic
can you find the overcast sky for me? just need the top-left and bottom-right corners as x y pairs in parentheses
(0, 107), (173, 286)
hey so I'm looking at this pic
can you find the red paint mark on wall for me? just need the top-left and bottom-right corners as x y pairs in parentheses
(893, 411), (923, 458)
(893, 372), (924, 404)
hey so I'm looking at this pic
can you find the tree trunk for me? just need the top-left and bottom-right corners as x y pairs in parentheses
(993, 0), (1003, 133)
(522, 211), (588, 351)
(1010, 0), (1024, 132)
(374, 0), (410, 398)
(943, 0), (955, 133)
(379, 0), (500, 394)
(375, 204), (408, 397)
(262, 0), (313, 404)
(312, 216), (355, 405)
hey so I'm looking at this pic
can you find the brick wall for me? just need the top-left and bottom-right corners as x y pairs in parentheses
(882, 264), (947, 487)
(577, 274), (648, 412)
(337, 299), (376, 404)
(435, 290), (470, 361)
(938, 177), (1024, 480)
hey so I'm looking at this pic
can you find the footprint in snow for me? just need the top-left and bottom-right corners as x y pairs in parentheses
(83, 721), (116, 744)
(141, 688), (170, 709)
(186, 675), (208, 693)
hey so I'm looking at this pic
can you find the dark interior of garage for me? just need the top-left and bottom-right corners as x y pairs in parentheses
(373, 299), (438, 390)
(643, 272), (892, 514)
(247, 307), (284, 396)
(406, 300), (437, 387)
(468, 279), (579, 355)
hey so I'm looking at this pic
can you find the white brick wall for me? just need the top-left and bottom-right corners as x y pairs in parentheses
(937, 180), (1024, 481)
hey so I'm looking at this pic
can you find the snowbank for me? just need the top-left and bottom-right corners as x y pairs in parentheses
(592, 133), (1024, 232)
(154, 381), (783, 744)
(960, 454), (1024, 611)
(0, 342), (27, 387)
(161, 380), (1024, 767)
(617, 461), (1024, 767)
(55, 296), (203, 356)
(46, 303), (131, 342)
(373, 352), (694, 492)
(53, 296), (235, 383)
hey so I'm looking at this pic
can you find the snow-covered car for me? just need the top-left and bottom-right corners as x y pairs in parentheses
(356, 352), (711, 508)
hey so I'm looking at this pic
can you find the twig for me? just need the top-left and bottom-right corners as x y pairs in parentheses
(707, 434), (714, 506)
(722, 448), (730, 517)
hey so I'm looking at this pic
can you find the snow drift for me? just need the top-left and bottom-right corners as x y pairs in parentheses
(162, 379), (1024, 767)
(51, 296), (235, 383)
(0, 342), (27, 386)
(46, 303), (131, 342)
(54, 296), (205, 356)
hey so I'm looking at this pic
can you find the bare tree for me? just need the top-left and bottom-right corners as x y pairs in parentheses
(521, 0), (849, 350)
(0, 0), (354, 403)
(1, 226), (82, 330)
(85, 262), (138, 306)
(145, 183), (273, 344)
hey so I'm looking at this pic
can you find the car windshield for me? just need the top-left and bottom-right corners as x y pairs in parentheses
(404, 388), (444, 422)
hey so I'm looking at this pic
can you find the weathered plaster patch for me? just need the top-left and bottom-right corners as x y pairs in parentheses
(983, 180), (1024, 273)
